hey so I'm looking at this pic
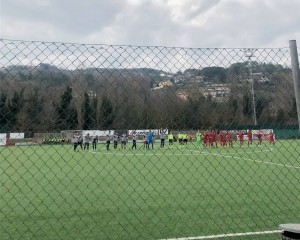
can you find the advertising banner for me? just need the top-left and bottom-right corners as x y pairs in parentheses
(0, 133), (6, 146)
(128, 129), (168, 136)
(82, 130), (114, 137)
(252, 129), (273, 140)
(10, 133), (25, 139)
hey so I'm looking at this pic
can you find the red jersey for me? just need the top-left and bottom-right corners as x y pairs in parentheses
(203, 132), (208, 144)
(212, 131), (217, 142)
(219, 131), (226, 143)
(227, 132), (233, 142)
(238, 131), (244, 141)
(270, 132), (274, 141)
(247, 131), (252, 141)
(209, 132), (214, 143)
(257, 132), (262, 142)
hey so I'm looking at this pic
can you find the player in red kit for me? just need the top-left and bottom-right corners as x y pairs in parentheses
(247, 130), (253, 146)
(212, 130), (217, 148)
(257, 130), (262, 145)
(203, 131), (208, 147)
(209, 131), (214, 147)
(219, 131), (226, 147)
(269, 131), (275, 145)
(238, 130), (244, 147)
(227, 131), (233, 147)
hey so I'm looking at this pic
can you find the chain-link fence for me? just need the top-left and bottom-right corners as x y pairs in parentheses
(0, 39), (299, 240)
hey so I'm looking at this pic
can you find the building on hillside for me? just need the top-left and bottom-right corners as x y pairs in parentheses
(203, 84), (231, 101)
(173, 75), (185, 83)
(159, 80), (173, 87)
(245, 72), (270, 84)
(176, 91), (189, 100)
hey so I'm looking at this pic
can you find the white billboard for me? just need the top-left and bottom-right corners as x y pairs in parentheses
(0, 133), (6, 146)
(128, 129), (168, 136)
(82, 130), (114, 137)
(10, 133), (25, 139)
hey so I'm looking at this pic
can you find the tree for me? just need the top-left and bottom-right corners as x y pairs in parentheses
(99, 96), (114, 129)
(55, 86), (78, 130)
(91, 97), (98, 129)
(0, 92), (9, 130)
(82, 92), (93, 130)
(243, 94), (252, 118)
(275, 109), (287, 125)
(256, 96), (270, 122)
(289, 98), (297, 121)
(22, 88), (44, 133)
(8, 90), (25, 130)
(201, 67), (227, 83)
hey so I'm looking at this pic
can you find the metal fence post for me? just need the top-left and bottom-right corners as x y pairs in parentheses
(289, 40), (300, 132)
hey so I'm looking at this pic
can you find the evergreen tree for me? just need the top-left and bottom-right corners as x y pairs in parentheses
(25, 88), (44, 132)
(0, 92), (9, 130)
(90, 97), (98, 129)
(275, 109), (287, 125)
(55, 86), (78, 130)
(256, 96), (269, 121)
(8, 90), (24, 130)
(289, 98), (297, 120)
(82, 92), (93, 130)
(243, 94), (252, 118)
(100, 96), (114, 129)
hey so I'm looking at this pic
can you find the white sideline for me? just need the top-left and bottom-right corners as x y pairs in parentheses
(159, 230), (281, 240)
(89, 149), (300, 170)
(89, 150), (201, 157)
(190, 149), (300, 170)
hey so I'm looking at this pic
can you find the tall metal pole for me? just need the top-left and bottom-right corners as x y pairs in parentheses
(245, 49), (257, 126)
(289, 40), (300, 131)
(250, 59), (257, 126)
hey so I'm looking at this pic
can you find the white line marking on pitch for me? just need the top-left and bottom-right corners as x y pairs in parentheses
(89, 150), (199, 157)
(233, 149), (272, 154)
(189, 149), (300, 170)
(159, 230), (281, 240)
(89, 149), (299, 170)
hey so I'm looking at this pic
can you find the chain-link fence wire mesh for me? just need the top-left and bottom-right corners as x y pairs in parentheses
(0, 39), (299, 239)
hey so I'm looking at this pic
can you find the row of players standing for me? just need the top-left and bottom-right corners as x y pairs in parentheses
(72, 131), (140, 151)
(196, 129), (275, 147)
(105, 129), (170, 150)
(72, 133), (98, 151)
(72, 129), (275, 152)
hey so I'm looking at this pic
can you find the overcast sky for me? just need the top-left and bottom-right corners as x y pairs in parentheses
(1, 0), (300, 48)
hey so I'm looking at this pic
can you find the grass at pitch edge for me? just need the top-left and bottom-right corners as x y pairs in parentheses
(0, 140), (299, 239)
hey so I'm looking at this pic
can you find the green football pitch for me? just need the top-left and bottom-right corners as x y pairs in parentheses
(1, 140), (299, 240)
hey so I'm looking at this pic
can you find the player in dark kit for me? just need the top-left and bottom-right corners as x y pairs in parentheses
(106, 131), (112, 150)
(83, 133), (91, 150)
(92, 135), (98, 150)
(113, 133), (119, 149)
(72, 134), (79, 151)
(132, 131), (137, 149)
(78, 135), (83, 150)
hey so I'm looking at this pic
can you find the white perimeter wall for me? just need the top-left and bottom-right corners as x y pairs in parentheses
(10, 133), (25, 139)
(0, 133), (6, 146)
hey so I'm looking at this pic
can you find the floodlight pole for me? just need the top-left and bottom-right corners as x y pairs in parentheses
(289, 40), (300, 132)
(245, 49), (257, 126)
